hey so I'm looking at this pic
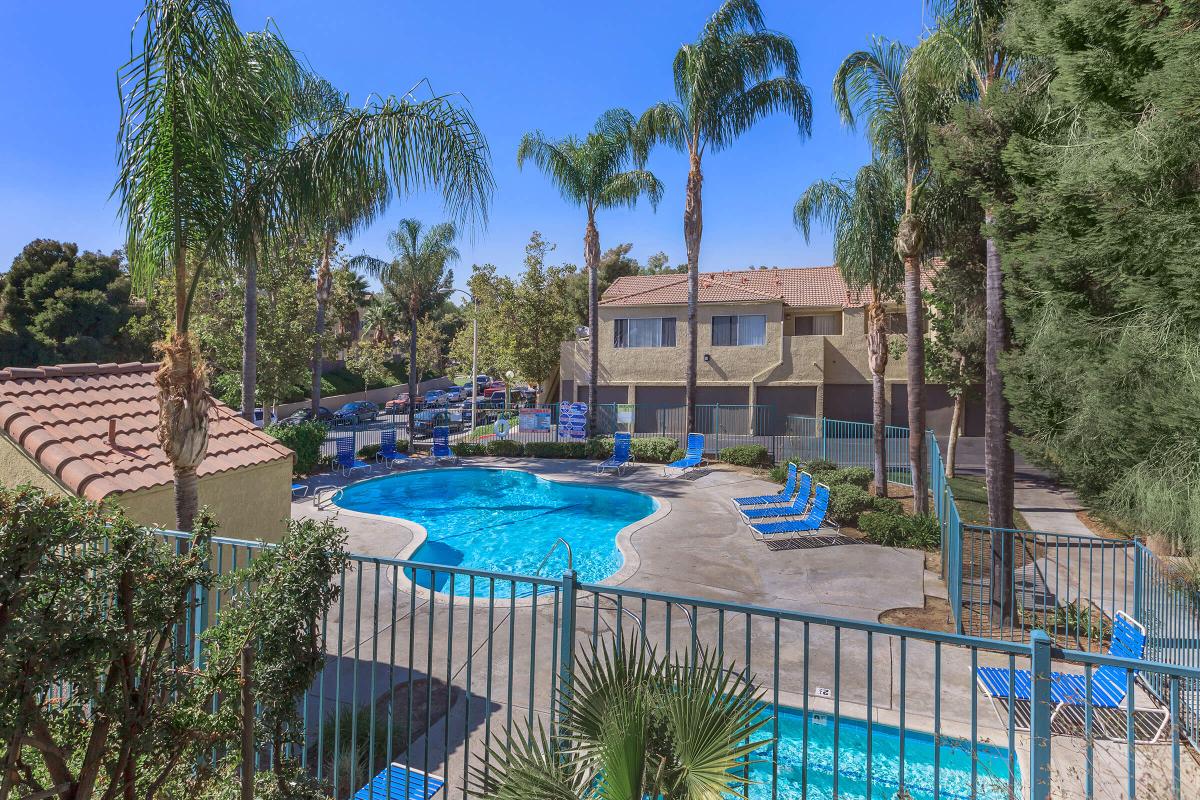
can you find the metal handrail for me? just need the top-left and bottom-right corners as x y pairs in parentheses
(534, 537), (573, 576)
(312, 485), (343, 510)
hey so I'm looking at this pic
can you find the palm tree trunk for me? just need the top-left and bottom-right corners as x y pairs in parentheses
(866, 300), (888, 497)
(683, 153), (703, 434)
(312, 235), (332, 414)
(240, 227), (260, 421)
(584, 215), (600, 438)
(896, 204), (928, 515)
(946, 390), (962, 478)
(984, 217), (1015, 622)
(408, 297), (418, 444)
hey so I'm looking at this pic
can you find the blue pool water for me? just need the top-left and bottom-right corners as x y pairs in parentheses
(333, 468), (657, 596)
(750, 707), (1020, 800)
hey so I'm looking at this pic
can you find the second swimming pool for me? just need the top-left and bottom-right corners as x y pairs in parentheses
(333, 467), (657, 596)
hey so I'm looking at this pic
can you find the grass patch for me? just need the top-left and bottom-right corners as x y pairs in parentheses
(948, 474), (1029, 529)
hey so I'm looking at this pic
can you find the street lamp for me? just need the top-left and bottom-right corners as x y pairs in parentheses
(504, 369), (515, 411)
(448, 288), (479, 417)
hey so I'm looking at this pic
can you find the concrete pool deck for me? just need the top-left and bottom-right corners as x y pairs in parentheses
(290, 458), (1196, 799)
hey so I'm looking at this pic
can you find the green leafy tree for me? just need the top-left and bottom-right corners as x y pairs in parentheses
(518, 109), (662, 435)
(834, 36), (952, 515)
(795, 158), (903, 496)
(0, 240), (142, 367)
(115, 0), (492, 531)
(639, 0), (813, 433)
(350, 220), (458, 435)
(472, 643), (766, 800)
(343, 339), (395, 399)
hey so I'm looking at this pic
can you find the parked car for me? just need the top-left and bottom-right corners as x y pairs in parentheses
(333, 401), (379, 425)
(474, 394), (506, 410)
(384, 392), (420, 414)
(424, 389), (450, 407)
(251, 408), (277, 428)
(475, 374), (492, 388)
(482, 381), (506, 398)
(277, 407), (334, 427)
(444, 386), (465, 403)
(412, 408), (467, 436)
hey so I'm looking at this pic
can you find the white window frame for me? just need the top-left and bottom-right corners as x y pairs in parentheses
(711, 314), (767, 347)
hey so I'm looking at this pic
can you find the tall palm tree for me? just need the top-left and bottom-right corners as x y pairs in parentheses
(472, 642), (766, 800)
(517, 109), (662, 437)
(795, 159), (903, 497)
(915, 0), (1017, 620)
(834, 36), (949, 515)
(639, 0), (812, 433)
(349, 220), (458, 440)
(117, 0), (493, 532)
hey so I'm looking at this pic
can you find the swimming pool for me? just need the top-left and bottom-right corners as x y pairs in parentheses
(333, 468), (657, 596)
(750, 707), (1020, 800)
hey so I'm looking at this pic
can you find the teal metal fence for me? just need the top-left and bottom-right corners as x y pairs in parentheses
(162, 531), (1196, 800)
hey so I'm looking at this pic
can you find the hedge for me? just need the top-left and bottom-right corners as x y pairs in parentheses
(485, 439), (524, 457)
(522, 441), (591, 459)
(451, 442), (486, 456)
(265, 421), (327, 476)
(859, 512), (940, 550)
(718, 444), (769, 467)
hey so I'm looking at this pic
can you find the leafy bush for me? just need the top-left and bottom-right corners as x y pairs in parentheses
(630, 437), (684, 464)
(485, 438), (524, 457)
(768, 459), (801, 483)
(451, 442), (486, 456)
(357, 443), (379, 459)
(859, 512), (940, 550)
(802, 458), (841, 473)
(719, 444), (769, 467)
(587, 437), (614, 458)
(827, 484), (876, 526)
(830, 466), (872, 489)
(871, 496), (904, 515)
(522, 441), (590, 459)
(265, 421), (327, 475)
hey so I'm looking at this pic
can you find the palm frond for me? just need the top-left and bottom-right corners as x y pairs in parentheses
(597, 170), (664, 211)
(516, 132), (588, 205)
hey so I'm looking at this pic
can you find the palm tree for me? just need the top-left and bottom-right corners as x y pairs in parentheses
(915, 0), (1017, 621)
(795, 159), (903, 497)
(834, 36), (949, 515)
(349, 220), (458, 441)
(639, 0), (812, 433)
(117, 0), (493, 532)
(517, 110), (662, 437)
(472, 642), (766, 800)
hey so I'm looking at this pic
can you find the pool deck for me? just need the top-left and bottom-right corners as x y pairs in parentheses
(291, 458), (1196, 799)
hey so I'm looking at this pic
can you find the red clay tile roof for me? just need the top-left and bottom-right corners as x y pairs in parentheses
(601, 266), (934, 308)
(0, 362), (293, 501)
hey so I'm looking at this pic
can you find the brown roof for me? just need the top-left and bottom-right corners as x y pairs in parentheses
(0, 362), (293, 501)
(601, 266), (933, 308)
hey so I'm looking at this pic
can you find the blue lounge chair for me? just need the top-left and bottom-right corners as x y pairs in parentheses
(334, 435), (372, 476)
(431, 425), (460, 464)
(738, 472), (813, 520)
(376, 429), (410, 467)
(596, 432), (633, 475)
(749, 483), (835, 538)
(976, 611), (1169, 742)
(290, 482), (310, 499)
(734, 462), (798, 506)
(663, 432), (706, 477)
(354, 763), (444, 800)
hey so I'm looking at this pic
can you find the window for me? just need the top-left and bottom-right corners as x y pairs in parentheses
(711, 314), (766, 346)
(613, 317), (676, 348)
(791, 313), (842, 336)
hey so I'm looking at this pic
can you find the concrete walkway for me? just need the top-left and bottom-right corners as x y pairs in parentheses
(1014, 474), (1097, 537)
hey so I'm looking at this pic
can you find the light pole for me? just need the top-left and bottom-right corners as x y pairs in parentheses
(505, 369), (515, 411)
(449, 288), (479, 418)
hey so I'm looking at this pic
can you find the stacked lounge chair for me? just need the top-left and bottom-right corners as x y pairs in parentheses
(737, 471), (813, 521)
(748, 483), (834, 539)
(733, 462), (798, 507)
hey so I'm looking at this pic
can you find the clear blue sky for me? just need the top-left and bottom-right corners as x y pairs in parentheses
(0, 1), (927, 289)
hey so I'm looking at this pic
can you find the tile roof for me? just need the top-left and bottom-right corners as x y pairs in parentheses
(601, 265), (934, 308)
(0, 362), (293, 501)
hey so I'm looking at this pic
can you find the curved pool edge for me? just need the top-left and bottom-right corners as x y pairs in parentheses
(327, 463), (671, 609)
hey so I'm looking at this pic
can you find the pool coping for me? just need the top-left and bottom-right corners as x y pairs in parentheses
(326, 462), (672, 609)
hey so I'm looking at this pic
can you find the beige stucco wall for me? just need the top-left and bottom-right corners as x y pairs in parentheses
(118, 458), (293, 542)
(0, 433), (72, 494)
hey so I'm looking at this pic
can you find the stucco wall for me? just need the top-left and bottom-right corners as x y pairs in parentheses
(118, 459), (293, 542)
(0, 433), (72, 494)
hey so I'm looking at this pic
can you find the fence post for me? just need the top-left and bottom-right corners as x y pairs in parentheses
(819, 417), (827, 461)
(1029, 630), (1053, 800)
(558, 569), (578, 723)
(1132, 544), (1144, 624)
(714, 403), (720, 453)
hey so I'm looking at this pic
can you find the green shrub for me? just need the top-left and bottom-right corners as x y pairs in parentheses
(485, 438), (524, 457)
(769, 459), (802, 483)
(630, 437), (684, 464)
(451, 442), (486, 456)
(802, 458), (840, 473)
(871, 496), (904, 515)
(357, 443), (379, 459)
(719, 444), (769, 467)
(265, 421), (327, 476)
(860, 512), (941, 550)
(831, 466), (873, 489)
(523, 441), (590, 459)
(586, 437), (614, 458)
(827, 484), (875, 526)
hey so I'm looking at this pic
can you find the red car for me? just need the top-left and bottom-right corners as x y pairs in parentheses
(385, 392), (423, 414)
(482, 381), (506, 398)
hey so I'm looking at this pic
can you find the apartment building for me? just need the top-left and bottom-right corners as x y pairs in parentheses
(553, 265), (980, 436)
